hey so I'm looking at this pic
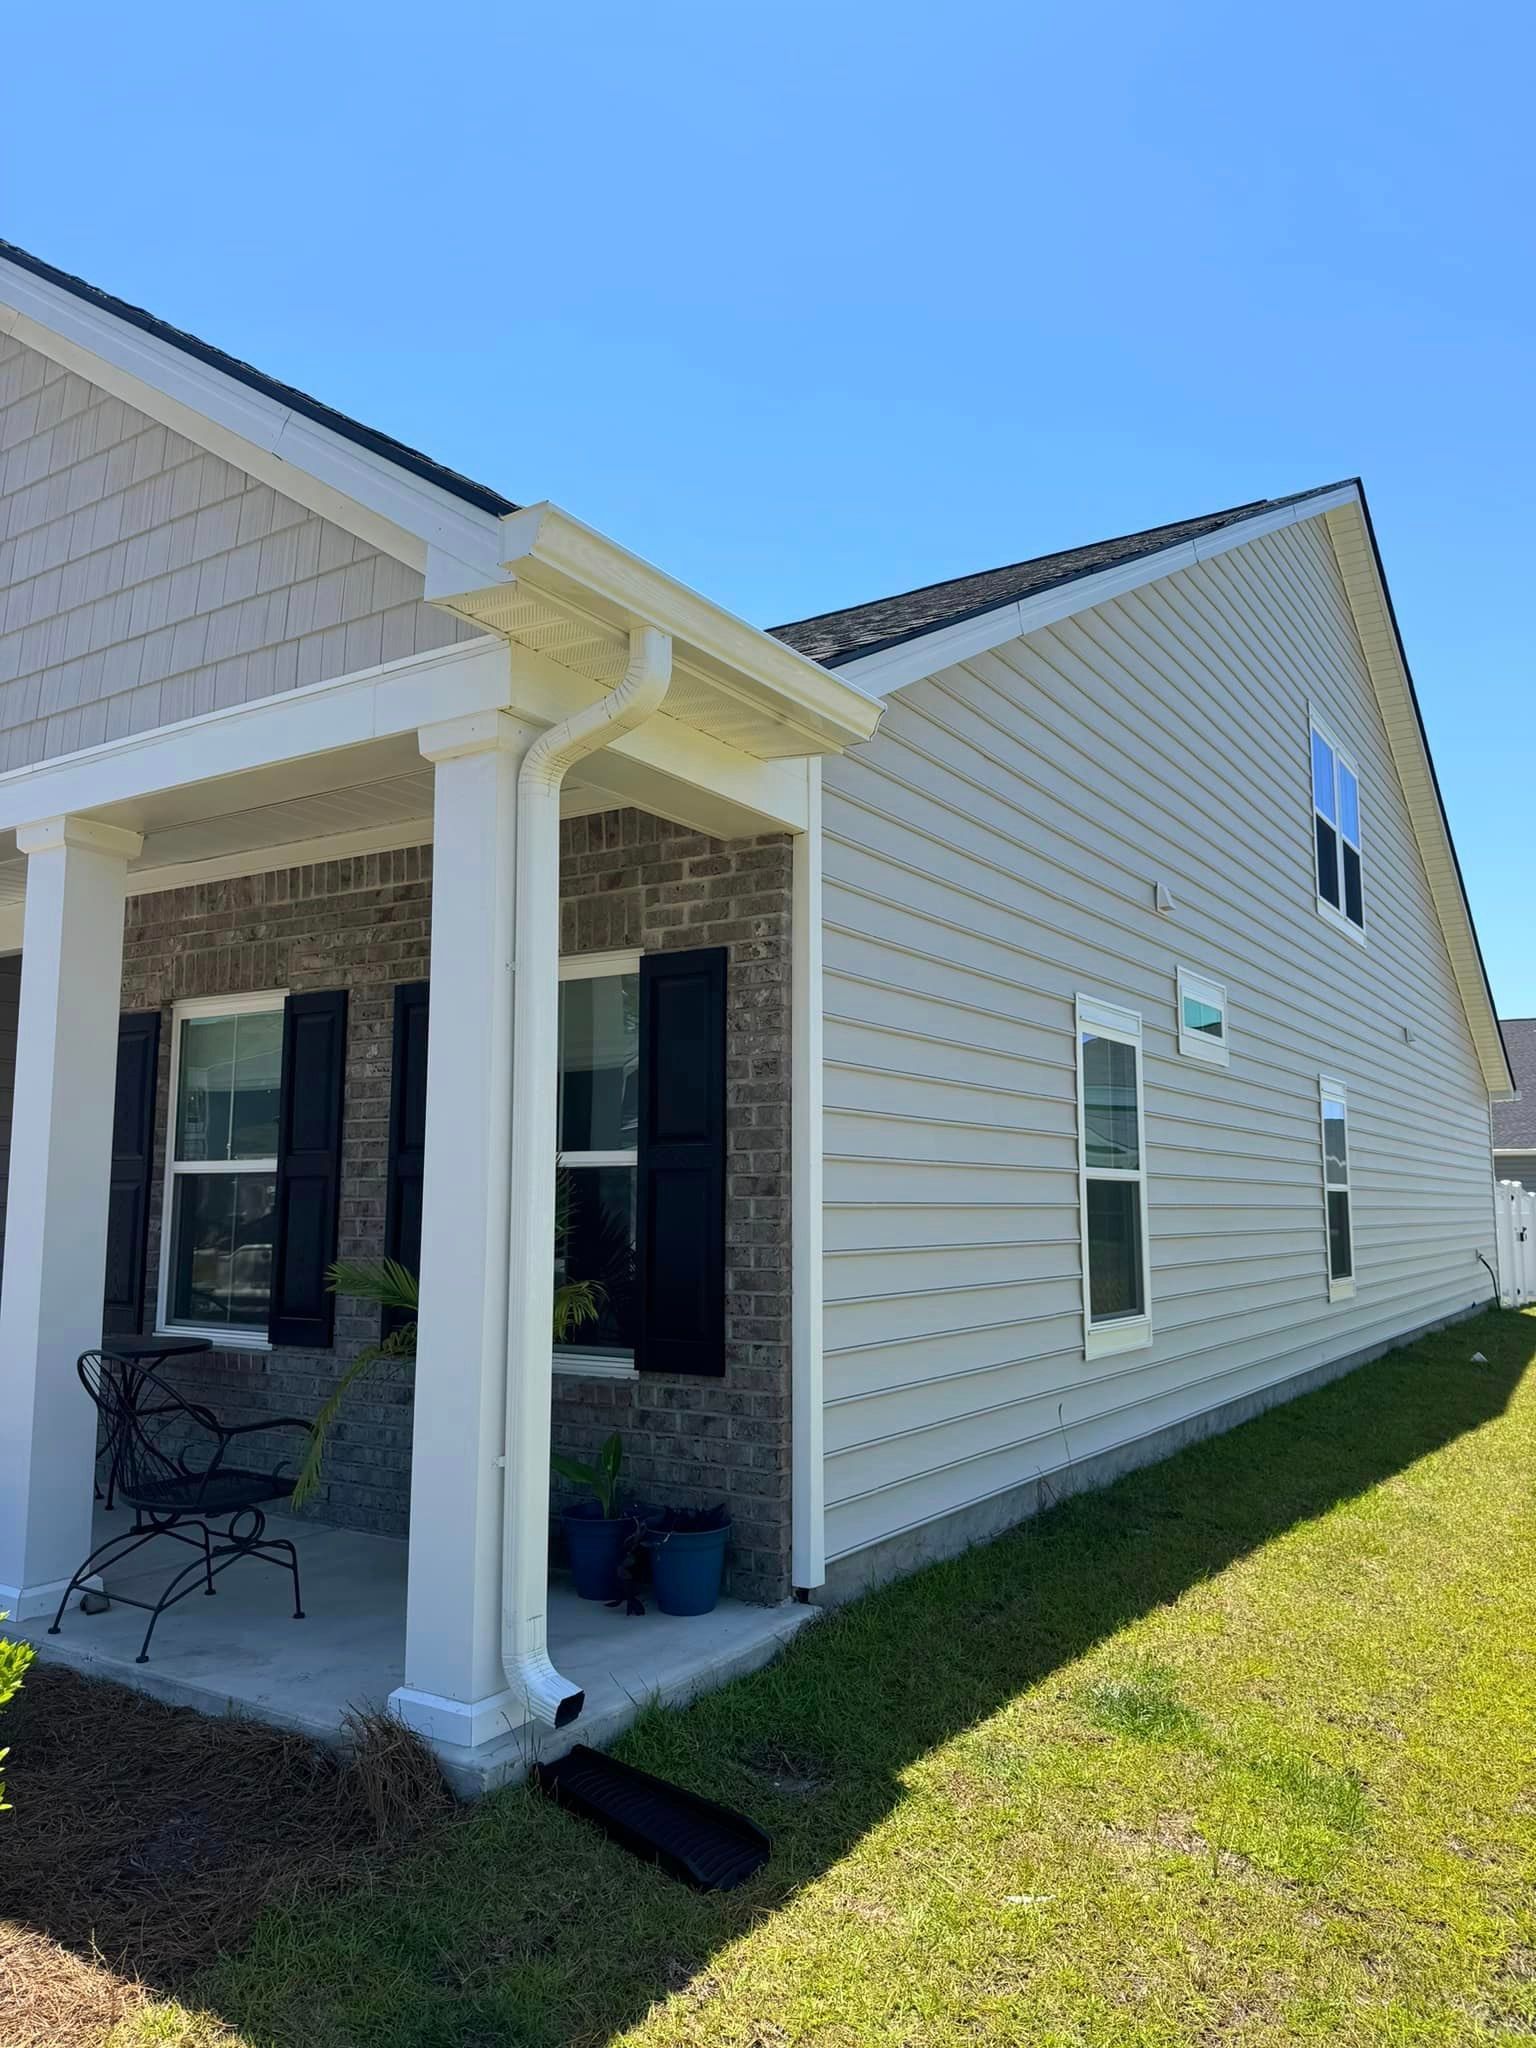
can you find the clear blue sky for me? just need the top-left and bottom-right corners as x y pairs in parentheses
(5, 4), (1532, 1008)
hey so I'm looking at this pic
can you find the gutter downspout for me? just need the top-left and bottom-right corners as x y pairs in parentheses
(502, 625), (672, 1725)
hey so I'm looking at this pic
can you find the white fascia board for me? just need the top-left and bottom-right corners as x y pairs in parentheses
(1322, 499), (1515, 1103)
(832, 485), (1362, 697)
(0, 633), (809, 841)
(0, 638), (510, 834)
(0, 260), (508, 586)
(479, 503), (885, 752)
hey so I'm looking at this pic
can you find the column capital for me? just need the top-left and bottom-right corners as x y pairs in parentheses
(418, 711), (540, 767)
(15, 814), (144, 861)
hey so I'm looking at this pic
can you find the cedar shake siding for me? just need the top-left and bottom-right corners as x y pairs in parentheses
(73, 810), (795, 1601)
(0, 333), (480, 771)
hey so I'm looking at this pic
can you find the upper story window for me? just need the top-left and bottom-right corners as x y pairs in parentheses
(1176, 966), (1229, 1067)
(1311, 720), (1364, 933)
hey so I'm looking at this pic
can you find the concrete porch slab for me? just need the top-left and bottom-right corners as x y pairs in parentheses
(14, 1506), (817, 1797)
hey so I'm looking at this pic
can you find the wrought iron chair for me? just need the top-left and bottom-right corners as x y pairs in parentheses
(50, 1351), (315, 1664)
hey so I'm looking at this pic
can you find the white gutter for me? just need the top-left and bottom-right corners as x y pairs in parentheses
(501, 625), (673, 1725)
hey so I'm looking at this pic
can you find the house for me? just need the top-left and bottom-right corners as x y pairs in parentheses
(0, 240), (1513, 1789)
(1493, 1018), (1536, 1189)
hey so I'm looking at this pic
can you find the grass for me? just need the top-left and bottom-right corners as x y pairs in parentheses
(6, 1306), (1536, 2046)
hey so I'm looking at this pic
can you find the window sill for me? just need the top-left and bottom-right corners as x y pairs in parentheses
(1177, 1039), (1230, 1067)
(1327, 1277), (1356, 1303)
(1316, 898), (1367, 946)
(152, 1327), (273, 1354)
(1085, 1316), (1153, 1362)
(553, 1353), (639, 1382)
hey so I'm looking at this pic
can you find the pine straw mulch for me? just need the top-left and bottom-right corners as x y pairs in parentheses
(0, 1662), (459, 2048)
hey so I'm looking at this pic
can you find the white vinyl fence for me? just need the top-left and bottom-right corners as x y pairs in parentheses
(1495, 1179), (1536, 1308)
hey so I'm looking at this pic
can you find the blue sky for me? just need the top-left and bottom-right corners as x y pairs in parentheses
(6, 3), (1533, 1006)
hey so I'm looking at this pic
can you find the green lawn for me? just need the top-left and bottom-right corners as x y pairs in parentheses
(119, 1307), (1536, 2046)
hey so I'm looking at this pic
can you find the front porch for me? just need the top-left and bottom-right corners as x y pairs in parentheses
(14, 1504), (813, 1797)
(0, 533), (873, 1780)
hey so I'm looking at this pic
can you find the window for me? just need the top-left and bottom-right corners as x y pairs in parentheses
(1319, 1075), (1354, 1301)
(555, 953), (640, 1373)
(1311, 719), (1364, 932)
(1176, 966), (1229, 1066)
(159, 992), (284, 1342)
(1076, 995), (1152, 1359)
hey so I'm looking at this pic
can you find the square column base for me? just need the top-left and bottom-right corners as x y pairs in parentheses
(0, 1571), (103, 1624)
(388, 1682), (525, 1751)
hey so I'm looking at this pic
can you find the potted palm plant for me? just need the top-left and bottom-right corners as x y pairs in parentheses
(549, 1432), (646, 1602)
(292, 1167), (603, 1507)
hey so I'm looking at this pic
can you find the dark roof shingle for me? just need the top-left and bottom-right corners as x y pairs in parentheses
(769, 483), (1354, 668)
(1494, 1019), (1536, 1150)
(0, 237), (519, 518)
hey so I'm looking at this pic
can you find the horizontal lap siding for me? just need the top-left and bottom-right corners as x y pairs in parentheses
(822, 516), (1493, 1566)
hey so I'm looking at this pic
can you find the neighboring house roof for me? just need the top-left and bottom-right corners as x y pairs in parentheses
(1494, 1019), (1536, 1148)
(0, 237), (519, 518)
(768, 484), (1352, 667)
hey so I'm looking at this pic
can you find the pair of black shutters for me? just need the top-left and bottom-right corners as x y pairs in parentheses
(107, 949), (727, 1376)
(104, 991), (349, 1349)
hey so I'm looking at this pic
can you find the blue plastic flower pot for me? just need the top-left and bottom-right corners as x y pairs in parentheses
(646, 1523), (729, 1616)
(562, 1506), (628, 1601)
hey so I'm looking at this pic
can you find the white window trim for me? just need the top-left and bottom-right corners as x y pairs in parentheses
(1319, 1072), (1356, 1303)
(155, 988), (286, 1351)
(1309, 709), (1366, 943)
(553, 949), (642, 1381)
(1176, 965), (1230, 1067)
(1076, 994), (1153, 1361)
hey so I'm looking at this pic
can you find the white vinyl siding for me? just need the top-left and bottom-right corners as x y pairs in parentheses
(820, 514), (1494, 1569)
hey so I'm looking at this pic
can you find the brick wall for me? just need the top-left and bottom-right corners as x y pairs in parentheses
(552, 811), (794, 1602)
(120, 848), (433, 1533)
(112, 810), (796, 1599)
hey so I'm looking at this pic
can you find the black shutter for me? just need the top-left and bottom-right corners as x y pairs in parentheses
(102, 1010), (161, 1338)
(635, 947), (727, 1376)
(383, 980), (429, 1337)
(268, 989), (348, 1348)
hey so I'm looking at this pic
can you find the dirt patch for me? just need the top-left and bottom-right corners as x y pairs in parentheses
(0, 1665), (456, 2047)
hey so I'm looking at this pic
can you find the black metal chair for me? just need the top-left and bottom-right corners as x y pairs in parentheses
(51, 1351), (315, 1664)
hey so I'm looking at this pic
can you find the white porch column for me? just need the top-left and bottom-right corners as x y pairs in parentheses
(0, 814), (143, 1620)
(389, 712), (534, 1751)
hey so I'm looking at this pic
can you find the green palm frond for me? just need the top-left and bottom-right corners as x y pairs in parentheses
(327, 1258), (419, 1317)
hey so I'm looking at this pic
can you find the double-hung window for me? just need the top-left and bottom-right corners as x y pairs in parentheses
(555, 952), (640, 1373)
(1311, 719), (1364, 932)
(159, 992), (285, 1341)
(1319, 1076), (1355, 1300)
(1076, 995), (1152, 1358)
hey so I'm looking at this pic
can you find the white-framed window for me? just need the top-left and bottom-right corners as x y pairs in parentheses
(1076, 994), (1152, 1360)
(1311, 716), (1364, 935)
(1319, 1074), (1355, 1301)
(1176, 966), (1230, 1066)
(555, 951), (641, 1378)
(157, 990), (285, 1346)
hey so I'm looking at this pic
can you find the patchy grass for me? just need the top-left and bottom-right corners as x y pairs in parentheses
(7, 1307), (1536, 2047)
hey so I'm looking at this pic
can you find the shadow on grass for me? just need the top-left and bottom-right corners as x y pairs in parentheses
(5, 1306), (1532, 2047)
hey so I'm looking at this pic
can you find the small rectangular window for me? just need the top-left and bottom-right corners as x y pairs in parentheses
(1176, 966), (1229, 1066)
(1076, 996), (1152, 1359)
(1311, 719), (1364, 933)
(159, 992), (285, 1342)
(1319, 1075), (1354, 1301)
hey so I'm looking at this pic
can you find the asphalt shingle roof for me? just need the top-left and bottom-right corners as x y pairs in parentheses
(768, 483), (1355, 668)
(1494, 1019), (1536, 1149)
(0, 238), (519, 518)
